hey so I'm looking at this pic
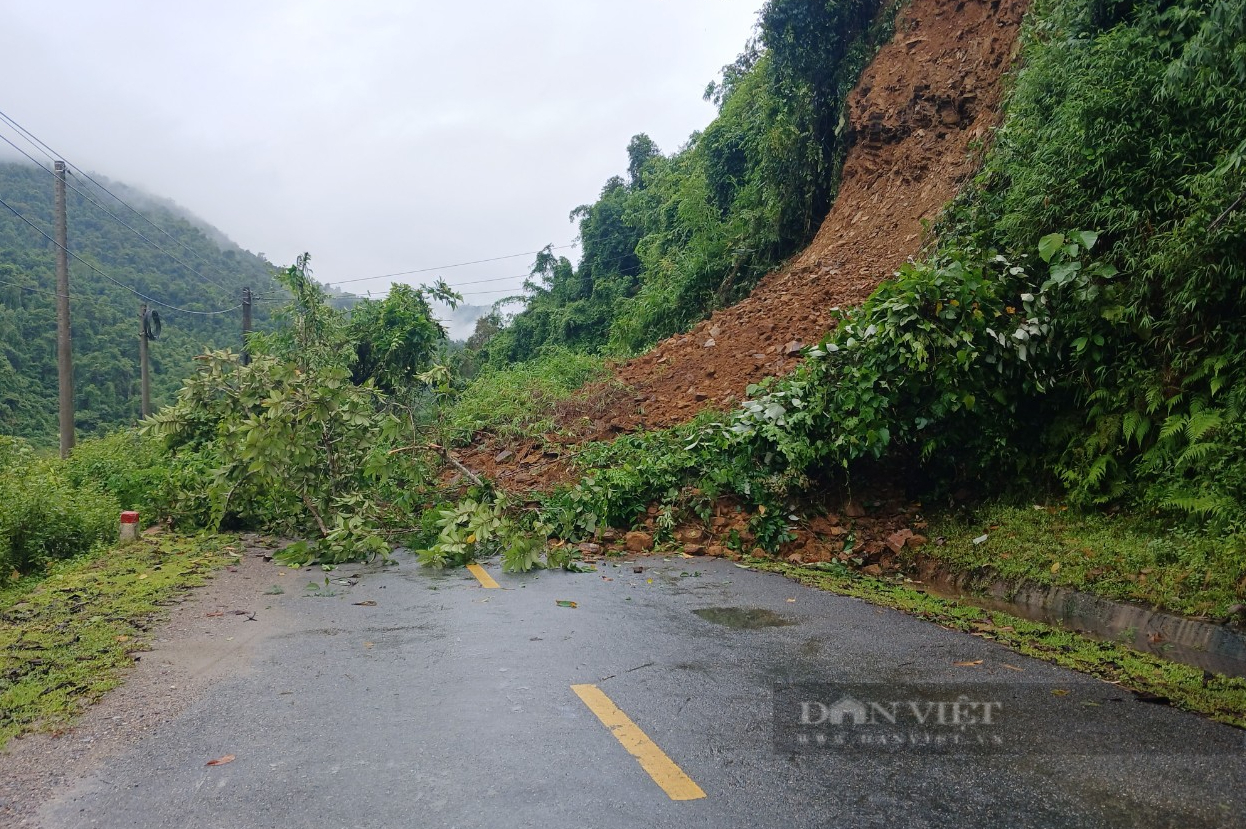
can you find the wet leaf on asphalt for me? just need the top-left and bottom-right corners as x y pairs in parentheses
(205, 754), (235, 767)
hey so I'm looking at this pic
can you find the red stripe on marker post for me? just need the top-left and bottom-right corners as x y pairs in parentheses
(120, 511), (140, 542)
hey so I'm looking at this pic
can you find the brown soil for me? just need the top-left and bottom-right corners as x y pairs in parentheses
(603, 495), (923, 566)
(569, 0), (1025, 435)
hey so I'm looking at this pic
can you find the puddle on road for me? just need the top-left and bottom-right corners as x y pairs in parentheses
(693, 607), (794, 629)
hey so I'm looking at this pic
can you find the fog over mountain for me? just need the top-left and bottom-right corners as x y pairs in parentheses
(0, 1), (762, 302)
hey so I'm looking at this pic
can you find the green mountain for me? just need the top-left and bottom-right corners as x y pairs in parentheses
(0, 161), (282, 443)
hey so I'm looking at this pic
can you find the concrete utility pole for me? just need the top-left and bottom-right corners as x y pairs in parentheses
(54, 160), (74, 458)
(139, 303), (151, 418)
(241, 286), (252, 365)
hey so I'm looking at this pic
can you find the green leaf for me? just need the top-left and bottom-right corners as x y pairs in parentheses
(1038, 233), (1065, 263)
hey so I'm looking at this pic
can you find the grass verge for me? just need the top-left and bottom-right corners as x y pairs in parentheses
(923, 503), (1246, 618)
(0, 533), (233, 748)
(749, 558), (1246, 728)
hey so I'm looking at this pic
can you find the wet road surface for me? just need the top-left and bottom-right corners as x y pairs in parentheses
(37, 554), (1246, 829)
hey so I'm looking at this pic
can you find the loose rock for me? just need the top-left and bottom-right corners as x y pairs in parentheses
(624, 531), (654, 552)
(886, 529), (914, 554)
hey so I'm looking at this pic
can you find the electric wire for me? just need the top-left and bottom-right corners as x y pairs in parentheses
(326, 243), (578, 288)
(0, 276), (140, 314)
(351, 248), (641, 302)
(0, 108), (238, 283)
(0, 276), (62, 298)
(0, 195), (240, 315)
(0, 127), (235, 296)
(244, 248), (600, 299)
(0, 109), (589, 304)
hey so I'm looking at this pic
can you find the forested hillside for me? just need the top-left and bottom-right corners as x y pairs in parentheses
(481, 0), (898, 364)
(467, 0), (1246, 529)
(0, 162), (281, 442)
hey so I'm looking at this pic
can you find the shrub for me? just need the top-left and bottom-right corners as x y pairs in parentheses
(66, 429), (176, 520)
(0, 438), (117, 583)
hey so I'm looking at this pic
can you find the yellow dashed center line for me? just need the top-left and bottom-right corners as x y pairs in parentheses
(571, 683), (707, 801)
(466, 563), (499, 589)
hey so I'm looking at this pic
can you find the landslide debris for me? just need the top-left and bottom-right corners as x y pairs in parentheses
(455, 0), (1028, 558)
(569, 0), (1027, 435)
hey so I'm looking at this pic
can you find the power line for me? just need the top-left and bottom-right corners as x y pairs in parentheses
(434, 271), (528, 289)
(0, 108), (237, 285)
(0, 276), (143, 315)
(326, 243), (579, 288)
(252, 269), (531, 301)
(240, 258), (569, 302)
(353, 247), (643, 302)
(460, 288), (529, 298)
(0, 276), (62, 299)
(253, 246), (642, 304)
(0, 194), (240, 316)
(0, 110), (592, 305)
(348, 272), (532, 297)
(0, 126), (234, 296)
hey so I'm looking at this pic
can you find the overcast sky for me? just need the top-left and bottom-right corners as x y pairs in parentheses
(0, 1), (763, 324)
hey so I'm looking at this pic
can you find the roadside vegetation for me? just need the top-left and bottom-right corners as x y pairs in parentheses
(442, 349), (606, 445)
(0, 437), (119, 586)
(923, 505), (1246, 619)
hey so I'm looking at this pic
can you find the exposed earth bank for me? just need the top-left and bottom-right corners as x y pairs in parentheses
(455, 0), (1029, 586)
(580, 0), (1025, 432)
(459, 0), (1027, 496)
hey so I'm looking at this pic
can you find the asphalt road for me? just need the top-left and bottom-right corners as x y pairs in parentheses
(37, 554), (1246, 829)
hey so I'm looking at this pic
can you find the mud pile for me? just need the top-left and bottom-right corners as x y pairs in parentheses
(460, 0), (1027, 519)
